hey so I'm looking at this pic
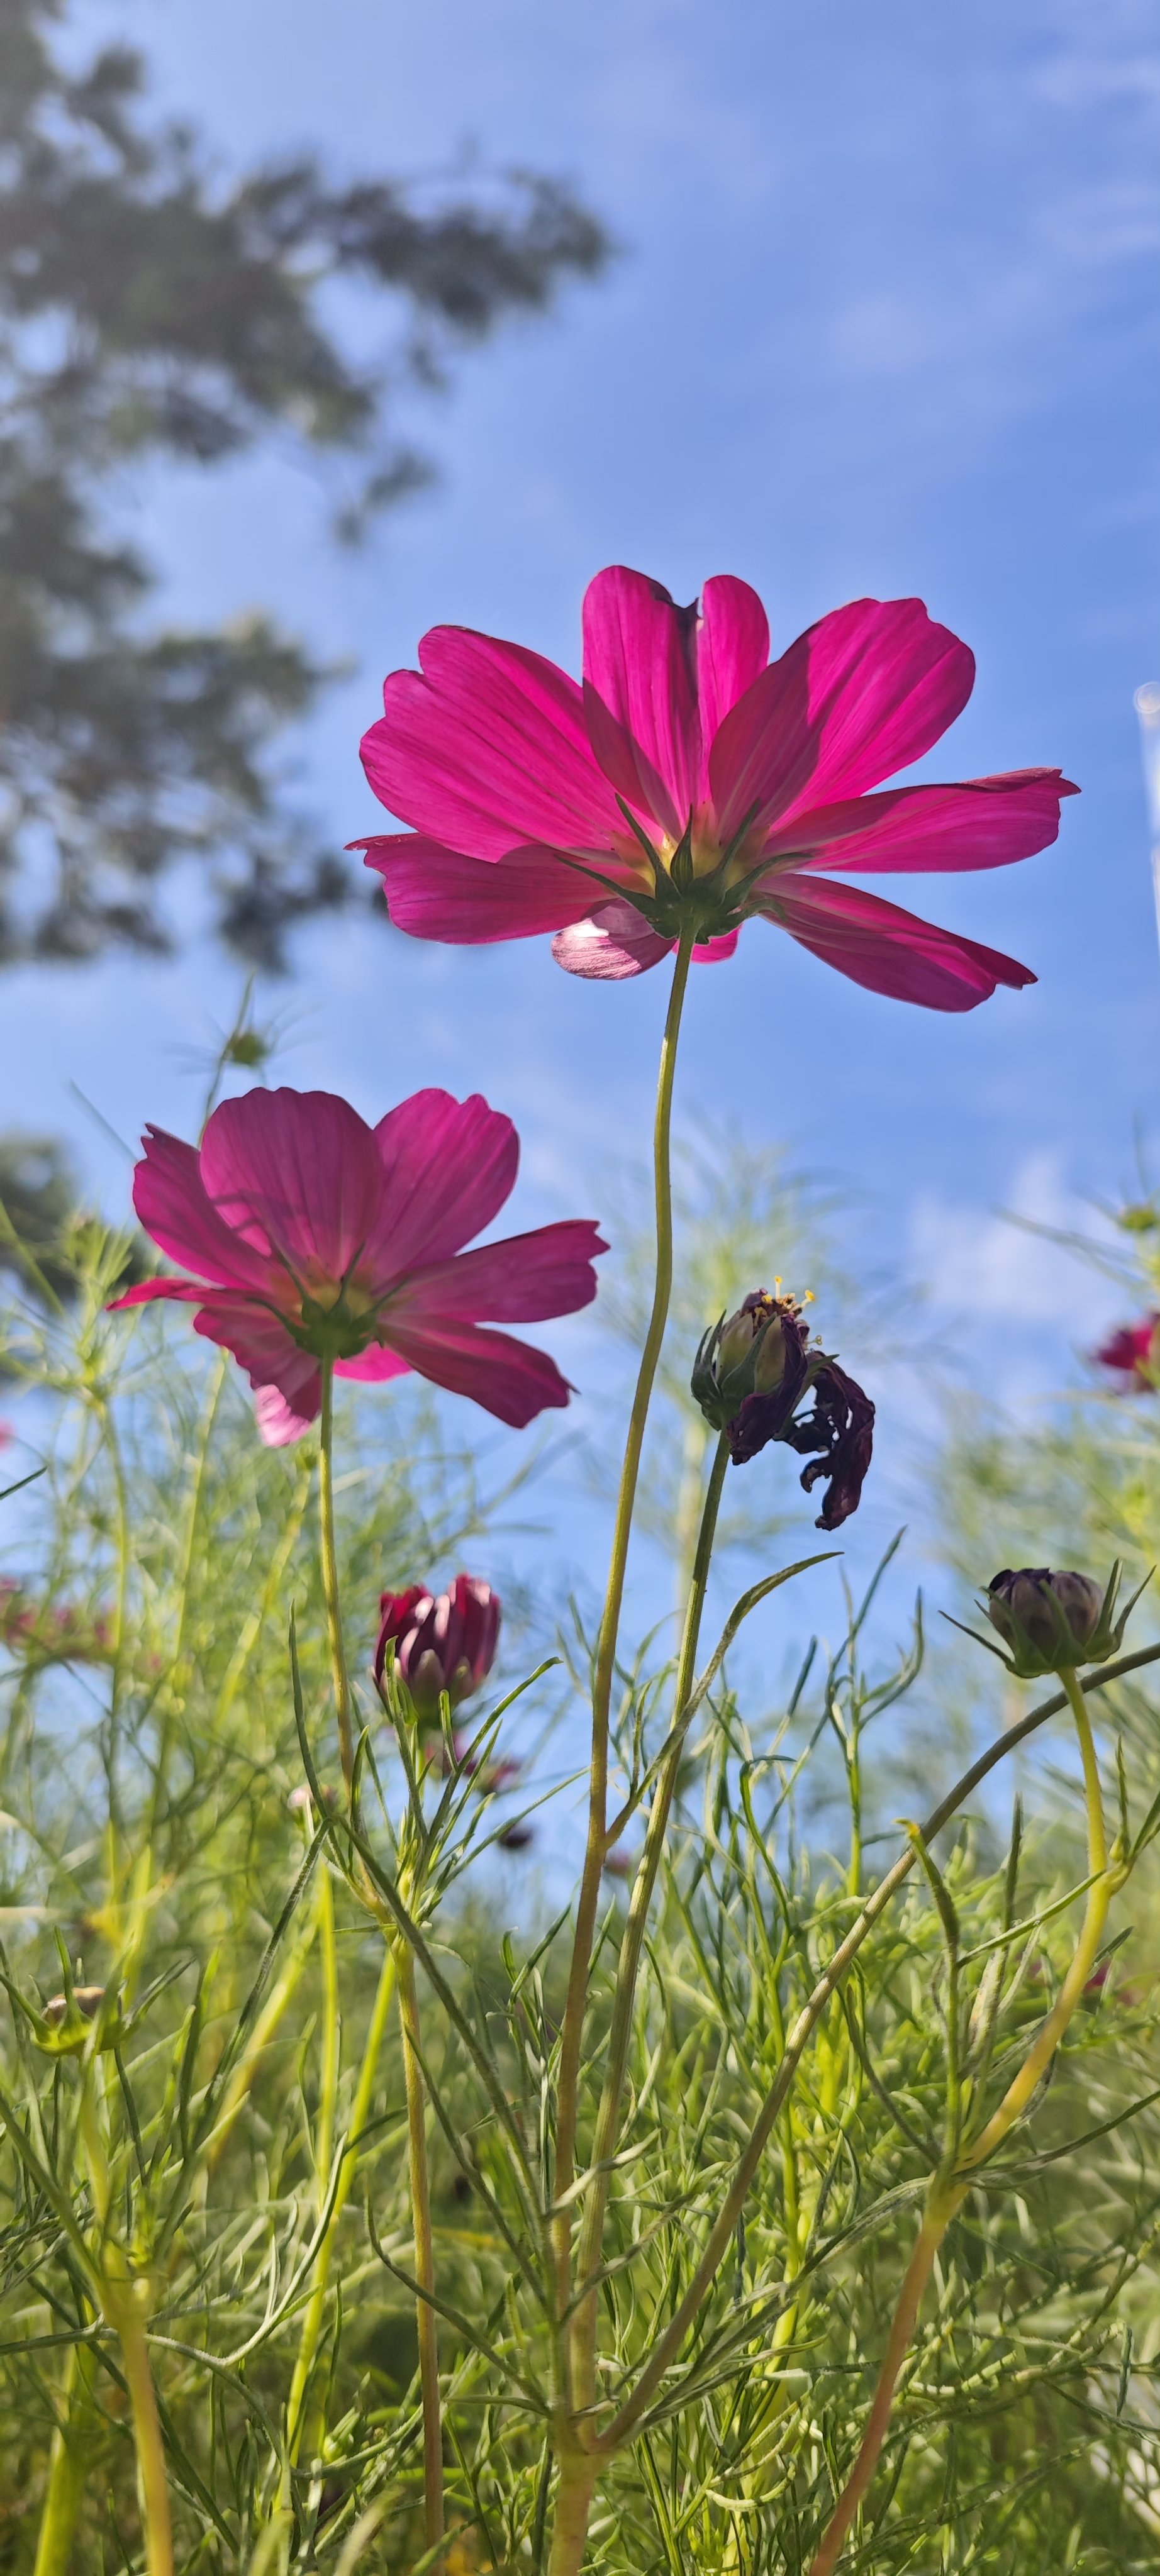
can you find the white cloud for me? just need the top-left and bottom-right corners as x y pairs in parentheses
(910, 1153), (1122, 1332)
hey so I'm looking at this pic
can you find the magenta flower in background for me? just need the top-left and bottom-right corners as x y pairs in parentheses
(1095, 1316), (1160, 1386)
(356, 565), (1077, 1011)
(110, 1087), (606, 1444)
(374, 1573), (501, 1713)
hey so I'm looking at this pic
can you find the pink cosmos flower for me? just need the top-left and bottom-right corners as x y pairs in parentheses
(1095, 1315), (1160, 1387)
(355, 566), (1077, 1011)
(375, 1573), (501, 1711)
(109, 1085), (606, 1445)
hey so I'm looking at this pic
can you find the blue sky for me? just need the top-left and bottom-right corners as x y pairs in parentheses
(5, 0), (1160, 1645)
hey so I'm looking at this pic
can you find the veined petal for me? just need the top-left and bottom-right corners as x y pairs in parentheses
(128, 1128), (272, 1292)
(759, 874), (1034, 1011)
(199, 1090), (384, 1282)
(582, 567), (701, 833)
(368, 1091), (519, 1279)
(552, 901), (673, 980)
(696, 576), (771, 760)
(109, 1275), (205, 1309)
(361, 626), (623, 860)
(711, 597), (974, 842)
(759, 770), (1077, 875)
(386, 1219), (606, 1327)
(376, 1316), (574, 1427)
(360, 835), (601, 941)
(187, 1293), (322, 1428)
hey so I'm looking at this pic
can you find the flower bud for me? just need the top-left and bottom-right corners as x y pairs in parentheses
(690, 1289), (874, 1530)
(36, 1984), (124, 2055)
(986, 1565), (1130, 1677)
(1095, 1315), (1160, 1387)
(374, 1574), (501, 1715)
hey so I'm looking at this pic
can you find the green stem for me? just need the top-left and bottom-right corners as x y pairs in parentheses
(397, 1942), (444, 2560)
(807, 2185), (960, 2576)
(552, 928), (694, 2350)
(598, 1643), (1157, 2454)
(808, 1666), (1116, 2575)
(284, 1945), (396, 2473)
(33, 2338), (101, 2576)
(961, 1667), (1111, 2172)
(546, 2453), (600, 2576)
(570, 1430), (729, 2411)
(111, 2290), (173, 2576)
(318, 1360), (354, 1790)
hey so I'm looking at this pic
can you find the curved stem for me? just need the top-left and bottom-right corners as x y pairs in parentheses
(397, 1942), (444, 2560)
(318, 1360), (354, 1790)
(553, 929), (694, 2349)
(961, 1666), (1110, 2172)
(808, 1665), (1116, 2575)
(599, 1641), (1157, 2454)
(806, 2186), (960, 2576)
(571, 1431), (730, 2411)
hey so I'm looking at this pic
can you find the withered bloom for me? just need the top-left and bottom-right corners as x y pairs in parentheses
(692, 1290), (874, 1530)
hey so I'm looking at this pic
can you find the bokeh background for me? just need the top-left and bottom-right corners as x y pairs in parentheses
(4, 0), (1159, 1627)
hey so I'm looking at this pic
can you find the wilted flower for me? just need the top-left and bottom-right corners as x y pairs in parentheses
(375, 1574), (501, 1714)
(691, 1289), (874, 1530)
(357, 564), (1075, 1011)
(109, 1085), (606, 1445)
(1095, 1316), (1160, 1387)
(985, 1564), (1137, 1677)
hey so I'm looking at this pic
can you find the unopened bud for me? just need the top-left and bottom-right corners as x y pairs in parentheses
(37, 1984), (124, 2055)
(986, 1565), (1134, 1677)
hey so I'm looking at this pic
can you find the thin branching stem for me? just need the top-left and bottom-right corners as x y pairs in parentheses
(553, 928), (694, 2352)
(318, 1358), (354, 1790)
(398, 1941), (445, 2560)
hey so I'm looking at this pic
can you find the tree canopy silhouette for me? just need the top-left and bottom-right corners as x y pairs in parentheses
(0, 0), (610, 967)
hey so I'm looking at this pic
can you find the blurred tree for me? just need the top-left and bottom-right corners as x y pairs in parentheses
(0, 0), (611, 968)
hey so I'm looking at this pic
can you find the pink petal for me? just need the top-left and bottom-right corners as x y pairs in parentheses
(582, 567), (701, 836)
(359, 834), (602, 941)
(367, 1091), (519, 1279)
(760, 874), (1034, 1011)
(696, 576), (771, 753)
(254, 1385), (320, 1446)
(109, 1276), (205, 1310)
(759, 770), (1078, 875)
(552, 901), (673, 980)
(386, 1219), (606, 1326)
(360, 627), (623, 860)
(376, 1316), (574, 1427)
(129, 1128), (272, 1292)
(334, 1346), (413, 1384)
(187, 1292), (323, 1427)
(199, 1090), (383, 1283)
(710, 598), (975, 843)
(693, 927), (741, 964)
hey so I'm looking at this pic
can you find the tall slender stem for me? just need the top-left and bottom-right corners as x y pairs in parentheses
(806, 2188), (960, 2576)
(397, 1943), (444, 2560)
(318, 1359), (354, 1790)
(553, 930), (694, 2343)
(113, 2292), (174, 2576)
(961, 1667), (1111, 2172)
(571, 1431), (730, 2412)
(807, 1663), (1115, 2575)
(33, 2338), (100, 2576)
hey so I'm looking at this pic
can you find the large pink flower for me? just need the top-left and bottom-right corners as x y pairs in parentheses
(355, 567), (1077, 1010)
(109, 1086), (606, 1445)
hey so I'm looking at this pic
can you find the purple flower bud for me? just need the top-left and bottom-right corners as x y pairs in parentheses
(374, 1574), (501, 1714)
(986, 1566), (1121, 1676)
